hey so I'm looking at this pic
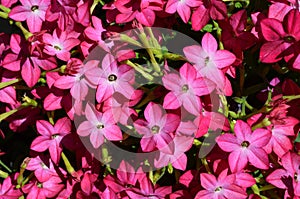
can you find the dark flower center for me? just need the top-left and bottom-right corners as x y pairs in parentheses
(31, 5), (39, 11)
(283, 36), (296, 43)
(205, 56), (210, 65)
(108, 74), (117, 82)
(241, 141), (250, 148)
(182, 84), (189, 92)
(215, 186), (222, 192)
(151, 125), (160, 134)
(295, 173), (298, 182)
(97, 124), (104, 129)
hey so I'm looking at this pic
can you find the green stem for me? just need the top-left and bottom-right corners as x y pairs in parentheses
(283, 94), (300, 102)
(220, 95), (229, 117)
(137, 29), (161, 72)
(61, 152), (76, 176)
(15, 22), (33, 40)
(0, 79), (21, 90)
(0, 170), (8, 178)
(0, 160), (12, 173)
(0, 11), (8, 19)
(123, 60), (154, 81)
(201, 158), (212, 174)
(0, 4), (10, 13)
(259, 184), (276, 192)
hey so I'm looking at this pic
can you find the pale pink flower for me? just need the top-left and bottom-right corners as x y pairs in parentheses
(77, 104), (123, 148)
(183, 33), (236, 95)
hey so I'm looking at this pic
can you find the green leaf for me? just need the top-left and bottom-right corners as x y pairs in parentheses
(201, 24), (213, 32)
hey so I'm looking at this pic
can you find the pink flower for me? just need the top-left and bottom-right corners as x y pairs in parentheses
(183, 33), (236, 95)
(134, 102), (180, 154)
(9, 0), (50, 32)
(267, 152), (300, 197)
(165, 0), (201, 23)
(22, 176), (64, 199)
(30, 117), (71, 164)
(195, 169), (247, 199)
(26, 156), (65, 182)
(154, 122), (195, 170)
(95, 53), (135, 103)
(162, 63), (215, 115)
(54, 59), (101, 100)
(216, 120), (271, 173)
(77, 104), (123, 148)
(43, 29), (80, 61)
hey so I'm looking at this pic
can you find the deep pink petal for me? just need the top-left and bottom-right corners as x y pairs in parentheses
(261, 18), (285, 41)
(228, 149), (248, 173)
(216, 133), (240, 152)
(247, 148), (269, 169)
(36, 120), (54, 137)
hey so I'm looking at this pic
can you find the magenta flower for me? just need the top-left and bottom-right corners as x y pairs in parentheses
(110, 0), (164, 26)
(43, 29), (80, 61)
(126, 175), (172, 199)
(77, 104), (123, 148)
(183, 33), (236, 95)
(216, 120), (271, 173)
(263, 117), (299, 157)
(30, 117), (71, 164)
(84, 16), (112, 52)
(259, 9), (300, 64)
(0, 175), (22, 198)
(165, 0), (201, 23)
(104, 161), (140, 193)
(162, 63), (215, 115)
(134, 102), (180, 154)
(195, 169), (247, 199)
(267, 152), (300, 197)
(95, 53), (135, 103)
(191, 0), (227, 31)
(9, 0), (50, 32)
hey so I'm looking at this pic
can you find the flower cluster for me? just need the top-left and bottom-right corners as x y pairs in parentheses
(0, 0), (300, 198)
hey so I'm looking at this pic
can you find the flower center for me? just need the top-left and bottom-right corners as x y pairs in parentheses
(151, 125), (160, 134)
(283, 35), (296, 43)
(205, 56), (210, 65)
(54, 45), (62, 51)
(37, 182), (43, 188)
(108, 74), (117, 82)
(294, 173), (298, 182)
(97, 123), (104, 129)
(31, 5), (39, 12)
(241, 141), (250, 148)
(182, 84), (189, 92)
(214, 186), (222, 192)
(51, 134), (59, 139)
